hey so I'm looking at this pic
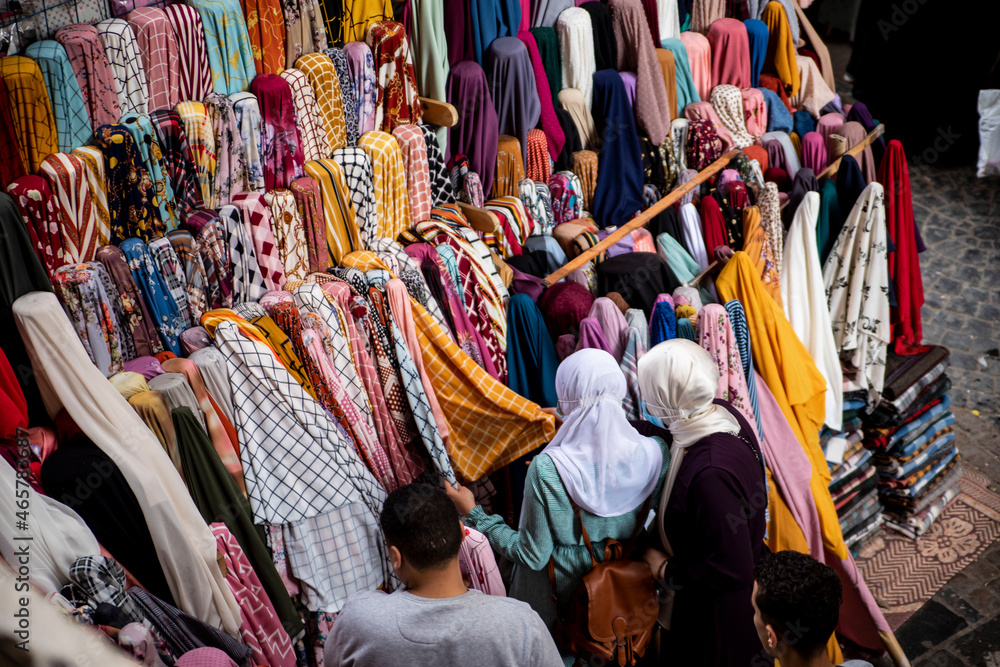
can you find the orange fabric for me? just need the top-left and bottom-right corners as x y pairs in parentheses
(241, 0), (286, 75)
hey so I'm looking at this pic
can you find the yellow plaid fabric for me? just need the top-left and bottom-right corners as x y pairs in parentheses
(174, 101), (217, 205)
(358, 130), (410, 240)
(303, 159), (363, 264)
(0, 56), (57, 172)
(296, 53), (347, 153)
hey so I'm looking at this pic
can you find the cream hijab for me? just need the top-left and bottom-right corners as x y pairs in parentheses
(13, 291), (241, 635)
(637, 339), (739, 546)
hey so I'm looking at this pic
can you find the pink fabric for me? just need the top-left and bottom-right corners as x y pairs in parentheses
(459, 526), (506, 596)
(575, 317), (613, 355)
(754, 372), (889, 649)
(611, 0), (673, 146)
(321, 280), (423, 485)
(631, 227), (656, 253)
(836, 121), (876, 183)
(679, 31), (712, 102)
(56, 24), (121, 129)
(588, 297), (629, 363)
(706, 18), (750, 89)
(126, 8), (180, 113)
(800, 131), (829, 173)
(741, 88), (767, 138)
(392, 124), (433, 224)
(816, 112), (844, 146)
(210, 524), (296, 667)
(230, 192), (286, 290)
(385, 278), (450, 451)
(696, 304), (760, 442)
(685, 101), (734, 150)
(174, 648), (237, 667)
(518, 29), (566, 160)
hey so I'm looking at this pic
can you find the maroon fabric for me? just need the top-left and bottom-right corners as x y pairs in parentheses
(538, 281), (595, 341)
(250, 74), (304, 190)
(700, 195), (729, 254)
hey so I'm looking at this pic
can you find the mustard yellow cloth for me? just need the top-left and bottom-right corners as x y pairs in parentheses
(761, 1), (800, 98)
(304, 159), (363, 264)
(740, 206), (783, 308)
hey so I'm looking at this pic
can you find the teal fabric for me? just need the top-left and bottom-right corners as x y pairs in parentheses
(817, 178), (841, 265)
(656, 231), (701, 283)
(530, 27), (561, 108)
(187, 0), (256, 94)
(24, 40), (92, 152)
(505, 293), (559, 407)
(467, 443), (669, 635)
(660, 38), (699, 111)
(676, 316), (695, 340)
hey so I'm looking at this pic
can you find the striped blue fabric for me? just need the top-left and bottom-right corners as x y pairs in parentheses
(724, 299), (764, 440)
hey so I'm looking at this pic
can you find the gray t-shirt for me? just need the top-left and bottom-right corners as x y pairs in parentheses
(324, 589), (563, 667)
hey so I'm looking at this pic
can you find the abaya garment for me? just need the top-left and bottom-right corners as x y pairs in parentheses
(707, 18), (751, 89)
(679, 30), (712, 101)
(163, 5), (215, 103)
(95, 18), (148, 116)
(744, 18), (768, 87)
(125, 8), (181, 113)
(518, 29), (567, 161)
(878, 140), (925, 353)
(660, 37), (699, 112)
(0, 57), (58, 173)
(366, 21), (423, 132)
(447, 61), (499, 197)
(251, 75), (305, 190)
(760, 1), (799, 97)
(506, 292), (559, 407)
(23, 41), (92, 154)
(486, 37), (542, 166)
(781, 191), (842, 430)
(55, 25), (121, 129)
(591, 70), (644, 229)
(611, 0), (672, 145)
(556, 8), (596, 108)
(581, 1), (618, 71)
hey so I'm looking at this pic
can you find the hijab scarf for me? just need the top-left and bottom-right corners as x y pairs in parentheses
(710, 85), (754, 148)
(690, 0), (724, 33)
(611, 0), (672, 146)
(38, 154), (98, 264)
(486, 37), (541, 170)
(230, 192), (286, 291)
(790, 55), (835, 118)
(296, 53), (348, 153)
(822, 183), (891, 401)
(95, 244), (162, 357)
(707, 18), (751, 89)
(24, 41), (91, 153)
(165, 230), (208, 321)
(126, 8), (181, 113)
(741, 88), (767, 138)
(0, 57), (58, 172)
(760, 1), (799, 97)
(55, 25), (121, 129)
(218, 204), (267, 303)
(93, 124), (158, 242)
(163, 5), (214, 102)
(684, 118), (722, 170)
(761, 130), (800, 177)
(95, 19), (148, 116)
(589, 297), (630, 363)
(229, 92), (266, 193)
(366, 21), (422, 132)
(656, 49), (678, 119)
(186, 0), (256, 94)
(121, 113), (179, 231)
(344, 41), (378, 137)
(281, 69), (332, 163)
(330, 147), (377, 246)
(319, 48), (357, 150)
(660, 38), (699, 110)
(203, 94), (250, 207)
(303, 159), (363, 264)
(744, 18), (768, 87)
(410, 0), (450, 149)
(289, 176), (331, 273)
(147, 237), (192, 327)
(738, 205), (781, 306)
(240, 0), (285, 76)
(446, 62), (499, 196)
(545, 348), (662, 517)
(592, 70), (644, 229)
(679, 31), (711, 101)
(251, 75), (305, 190)
(556, 8), (596, 108)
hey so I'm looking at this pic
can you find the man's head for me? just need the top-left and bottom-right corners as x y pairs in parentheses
(752, 550), (843, 661)
(380, 484), (464, 583)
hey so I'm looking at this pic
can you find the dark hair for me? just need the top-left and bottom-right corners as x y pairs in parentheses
(380, 484), (463, 571)
(753, 550), (843, 658)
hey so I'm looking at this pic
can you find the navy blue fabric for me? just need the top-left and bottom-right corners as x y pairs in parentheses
(649, 300), (677, 346)
(793, 110), (816, 138)
(591, 69), (644, 229)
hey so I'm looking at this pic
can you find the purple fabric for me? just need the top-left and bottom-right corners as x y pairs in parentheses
(605, 232), (636, 258)
(717, 168), (741, 189)
(517, 29), (566, 160)
(557, 333), (577, 360)
(588, 297), (629, 362)
(123, 356), (165, 380)
(447, 61), (499, 198)
(510, 266), (546, 301)
(575, 316), (613, 354)
(443, 0), (474, 65)
(620, 71), (637, 109)
(800, 131), (828, 174)
(765, 139), (786, 172)
(485, 36), (541, 166)
(179, 326), (212, 355)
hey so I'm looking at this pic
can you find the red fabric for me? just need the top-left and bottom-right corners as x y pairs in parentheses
(878, 140), (929, 355)
(759, 73), (793, 112)
(517, 30), (566, 162)
(743, 145), (769, 172)
(0, 347), (27, 441)
(700, 195), (728, 254)
(707, 18), (751, 89)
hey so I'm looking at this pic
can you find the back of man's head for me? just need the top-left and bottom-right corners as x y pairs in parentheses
(380, 484), (463, 571)
(753, 550), (843, 659)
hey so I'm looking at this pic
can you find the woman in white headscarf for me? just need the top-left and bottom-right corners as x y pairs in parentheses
(637, 338), (767, 667)
(446, 348), (669, 659)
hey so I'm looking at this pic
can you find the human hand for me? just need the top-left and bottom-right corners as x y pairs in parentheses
(444, 480), (477, 516)
(539, 406), (562, 426)
(642, 547), (669, 581)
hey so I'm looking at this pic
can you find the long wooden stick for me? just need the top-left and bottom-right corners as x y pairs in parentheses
(542, 148), (741, 285)
(818, 124), (886, 181)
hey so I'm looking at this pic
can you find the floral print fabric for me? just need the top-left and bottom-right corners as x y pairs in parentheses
(365, 21), (422, 132)
(7, 176), (69, 277)
(121, 112), (180, 231)
(120, 237), (186, 355)
(52, 264), (124, 376)
(93, 124), (159, 243)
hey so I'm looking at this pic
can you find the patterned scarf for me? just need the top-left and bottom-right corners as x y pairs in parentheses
(147, 237), (193, 328)
(290, 176), (330, 273)
(95, 19), (148, 116)
(126, 8), (181, 113)
(55, 24), (121, 129)
(230, 92), (266, 192)
(175, 102), (217, 208)
(150, 109), (205, 223)
(121, 112), (179, 231)
(344, 41), (378, 137)
(86, 259), (136, 360)
(93, 124), (158, 242)
(164, 5), (214, 102)
(280, 68), (332, 162)
(251, 75), (305, 190)
(218, 204), (268, 303)
(365, 21), (422, 131)
(204, 93), (249, 207)
(94, 243), (163, 356)
(166, 230), (209, 322)
(358, 130), (411, 239)
(189, 210), (233, 309)
(38, 153), (99, 264)
(23, 40), (92, 154)
(391, 124), (432, 224)
(52, 264), (124, 376)
(7, 177), (68, 277)
(419, 124), (456, 206)
(324, 47), (359, 147)
(264, 189), (310, 281)
(120, 238), (185, 355)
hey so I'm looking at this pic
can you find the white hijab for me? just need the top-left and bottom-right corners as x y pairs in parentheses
(543, 349), (662, 518)
(637, 339), (740, 547)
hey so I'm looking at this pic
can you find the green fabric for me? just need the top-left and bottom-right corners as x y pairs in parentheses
(676, 317), (696, 340)
(172, 406), (304, 638)
(817, 178), (841, 265)
(411, 0), (450, 152)
(656, 232), (701, 283)
(467, 441), (670, 633)
(530, 27), (561, 109)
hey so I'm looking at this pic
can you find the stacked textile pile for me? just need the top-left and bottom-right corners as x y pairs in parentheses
(862, 346), (960, 538)
(824, 395), (882, 553)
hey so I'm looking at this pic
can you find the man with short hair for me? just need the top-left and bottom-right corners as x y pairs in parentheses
(324, 483), (562, 667)
(752, 550), (874, 667)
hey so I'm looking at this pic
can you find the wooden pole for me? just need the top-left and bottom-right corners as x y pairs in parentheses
(542, 148), (741, 285)
(817, 124), (886, 181)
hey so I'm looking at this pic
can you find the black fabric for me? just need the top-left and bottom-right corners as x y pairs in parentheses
(638, 133), (667, 193)
(782, 167), (819, 228)
(596, 252), (681, 317)
(40, 435), (174, 604)
(505, 251), (551, 278)
(419, 259), (458, 338)
(173, 406), (304, 639)
(648, 204), (685, 243)
(712, 189), (743, 250)
(554, 107), (582, 172)
(0, 192), (53, 427)
(581, 1), (618, 72)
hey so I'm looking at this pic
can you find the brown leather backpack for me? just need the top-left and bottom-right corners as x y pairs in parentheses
(547, 500), (658, 667)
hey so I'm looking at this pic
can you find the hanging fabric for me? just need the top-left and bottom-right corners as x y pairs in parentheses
(230, 92), (267, 192)
(93, 124), (159, 243)
(120, 238), (186, 355)
(95, 18), (149, 116)
(707, 17), (751, 89)
(679, 30), (712, 101)
(239, 0), (286, 75)
(556, 8), (596, 109)
(359, 131), (412, 239)
(121, 112), (180, 231)
(365, 20), (422, 132)
(344, 41), (378, 137)
(251, 74), (306, 190)
(264, 189), (310, 280)
(188, 0), (257, 94)
(303, 159), (363, 263)
(38, 153), (99, 264)
(325, 47), (360, 147)
(151, 109), (206, 222)
(71, 147), (112, 250)
(24, 41), (92, 153)
(0, 77), (26, 191)
(760, 0), (799, 97)
(281, 68), (333, 162)
(0, 57), (58, 173)
(296, 53), (349, 152)
(126, 8), (181, 113)
(164, 5), (215, 102)
(204, 93), (250, 207)
(56, 25), (122, 130)
(446, 60), (499, 197)
(591, 70), (644, 229)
